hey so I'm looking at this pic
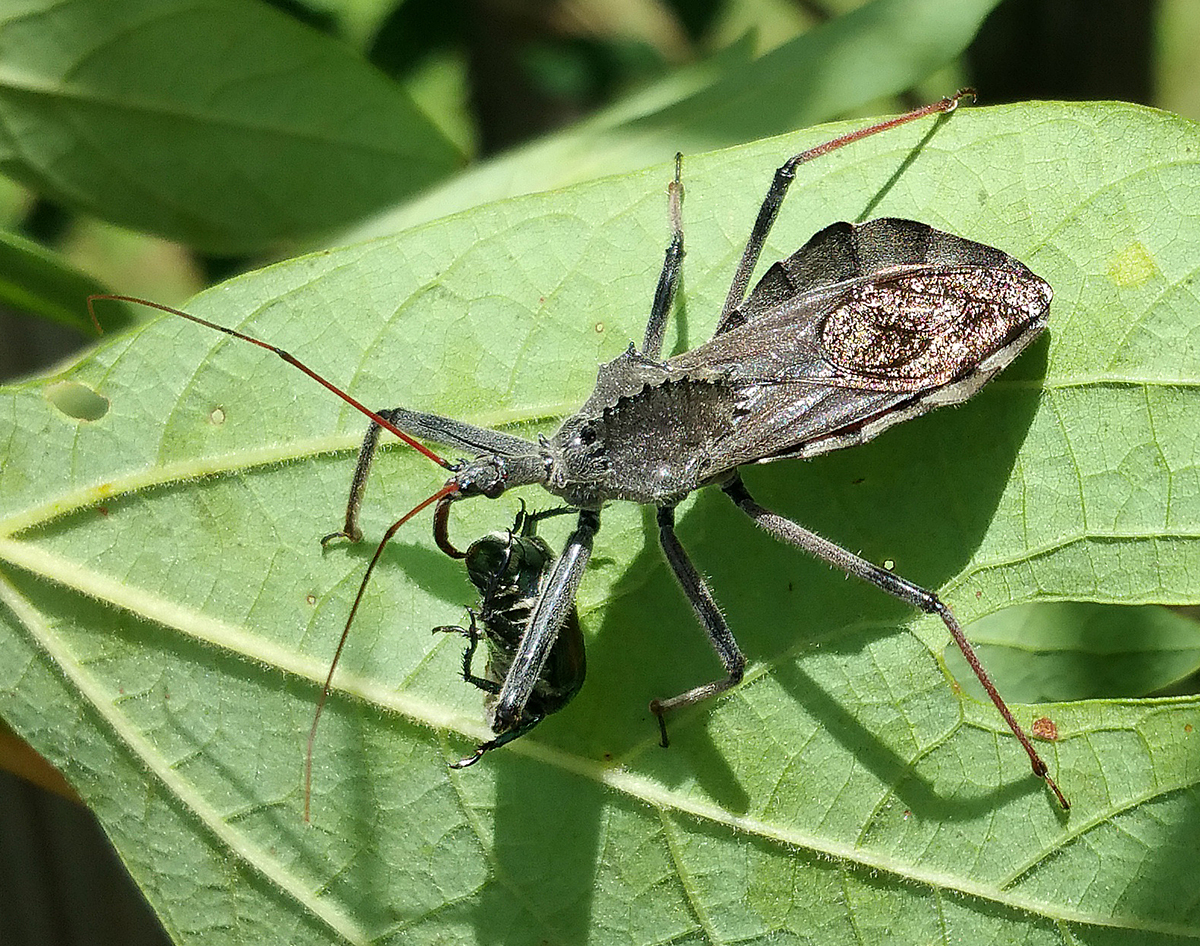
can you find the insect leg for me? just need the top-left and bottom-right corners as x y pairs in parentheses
(715, 92), (972, 333)
(720, 474), (1068, 809)
(641, 153), (685, 361)
(650, 505), (747, 747)
(433, 613), (501, 694)
(449, 716), (546, 770)
(323, 407), (540, 544)
(489, 510), (600, 733)
(322, 416), (387, 544)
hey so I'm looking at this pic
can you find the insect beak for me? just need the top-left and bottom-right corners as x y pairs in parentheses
(434, 488), (467, 558)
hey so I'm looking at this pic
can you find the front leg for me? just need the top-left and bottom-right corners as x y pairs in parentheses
(322, 407), (541, 545)
(650, 504), (746, 746)
(490, 510), (600, 733)
(321, 412), (390, 544)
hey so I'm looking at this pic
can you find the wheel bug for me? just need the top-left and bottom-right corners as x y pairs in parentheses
(90, 89), (1066, 810)
(432, 504), (585, 769)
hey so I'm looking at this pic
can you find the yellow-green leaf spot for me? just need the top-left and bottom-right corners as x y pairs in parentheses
(1107, 240), (1158, 287)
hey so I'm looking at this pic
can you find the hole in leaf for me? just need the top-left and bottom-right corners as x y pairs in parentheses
(948, 602), (1200, 703)
(45, 381), (109, 421)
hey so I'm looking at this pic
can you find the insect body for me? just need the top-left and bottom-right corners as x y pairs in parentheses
(321, 91), (1064, 807)
(434, 505), (585, 767)
(92, 90), (1067, 809)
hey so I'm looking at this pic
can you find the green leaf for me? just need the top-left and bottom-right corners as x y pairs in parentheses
(2, 101), (1200, 944)
(645, 0), (993, 140)
(0, 228), (125, 333)
(0, 0), (461, 253)
(948, 603), (1200, 703)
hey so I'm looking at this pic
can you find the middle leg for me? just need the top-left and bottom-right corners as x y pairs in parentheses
(652, 504), (746, 746)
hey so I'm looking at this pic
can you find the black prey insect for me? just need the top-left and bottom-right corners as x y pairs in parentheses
(91, 90), (1066, 809)
(432, 504), (585, 768)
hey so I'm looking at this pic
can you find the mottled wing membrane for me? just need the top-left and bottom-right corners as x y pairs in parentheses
(669, 218), (1052, 477)
(720, 217), (1020, 334)
(820, 263), (1052, 390)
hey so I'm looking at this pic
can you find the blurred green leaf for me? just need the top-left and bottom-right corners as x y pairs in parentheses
(0, 172), (30, 226)
(643, 0), (989, 139)
(2, 102), (1199, 945)
(346, 0), (1001, 239)
(0, 229), (128, 334)
(0, 0), (461, 253)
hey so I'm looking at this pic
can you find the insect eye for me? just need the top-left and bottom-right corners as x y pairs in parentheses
(579, 425), (597, 446)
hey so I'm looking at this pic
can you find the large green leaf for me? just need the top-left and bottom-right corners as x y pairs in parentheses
(2, 102), (1200, 944)
(0, 0), (460, 252)
(946, 602), (1200, 703)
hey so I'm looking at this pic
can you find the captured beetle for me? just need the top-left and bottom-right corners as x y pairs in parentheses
(434, 504), (585, 768)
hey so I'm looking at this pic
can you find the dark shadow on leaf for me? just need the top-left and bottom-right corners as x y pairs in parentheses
(853, 105), (962, 222)
(469, 755), (606, 945)
(769, 649), (1054, 820)
(322, 537), (475, 612)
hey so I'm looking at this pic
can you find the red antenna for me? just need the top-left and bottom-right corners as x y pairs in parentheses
(89, 294), (460, 819)
(88, 294), (451, 468)
(304, 480), (460, 822)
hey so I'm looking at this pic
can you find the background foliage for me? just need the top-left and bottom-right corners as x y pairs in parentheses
(2, 1), (1199, 944)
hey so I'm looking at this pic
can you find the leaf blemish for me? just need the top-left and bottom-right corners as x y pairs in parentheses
(1107, 241), (1157, 287)
(1032, 717), (1059, 741)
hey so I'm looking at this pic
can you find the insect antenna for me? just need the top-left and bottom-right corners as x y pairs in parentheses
(304, 480), (460, 821)
(87, 294), (465, 817)
(87, 294), (451, 468)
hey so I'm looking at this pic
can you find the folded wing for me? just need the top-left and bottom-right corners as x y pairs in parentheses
(666, 218), (1051, 475)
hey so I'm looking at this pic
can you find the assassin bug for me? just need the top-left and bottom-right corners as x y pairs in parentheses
(91, 89), (1066, 809)
(432, 504), (585, 768)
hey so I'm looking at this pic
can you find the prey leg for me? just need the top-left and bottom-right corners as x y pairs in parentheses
(433, 613), (500, 694)
(720, 473), (1068, 809)
(448, 718), (544, 770)
(434, 615), (539, 769)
